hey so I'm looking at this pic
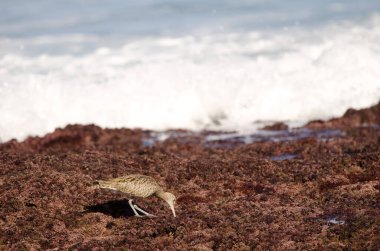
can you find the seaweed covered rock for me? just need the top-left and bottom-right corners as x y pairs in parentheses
(0, 102), (380, 250)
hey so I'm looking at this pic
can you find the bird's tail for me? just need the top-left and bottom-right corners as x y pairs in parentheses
(89, 180), (105, 190)
(89, 180), (116, 190)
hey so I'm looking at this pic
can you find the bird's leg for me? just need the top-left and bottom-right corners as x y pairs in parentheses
(128, 199), (142, 217)
(133, 204), (157, 217)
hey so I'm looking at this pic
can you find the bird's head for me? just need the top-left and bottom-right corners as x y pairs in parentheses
(157, 191), (176, 217)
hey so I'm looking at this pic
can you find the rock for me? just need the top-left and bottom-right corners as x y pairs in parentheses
(1, 102), (380, 249)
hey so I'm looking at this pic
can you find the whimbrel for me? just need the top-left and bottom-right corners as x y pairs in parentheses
(92, 174), (176, 217)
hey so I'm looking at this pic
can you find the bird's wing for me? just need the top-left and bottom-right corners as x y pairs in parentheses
(109, 175), (162, 197)
(114, 174), (158, 185)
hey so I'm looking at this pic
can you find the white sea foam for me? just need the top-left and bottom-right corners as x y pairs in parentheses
(1, 14), (380, 142)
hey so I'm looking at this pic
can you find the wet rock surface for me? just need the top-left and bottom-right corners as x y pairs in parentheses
(1, 104), (380, 250)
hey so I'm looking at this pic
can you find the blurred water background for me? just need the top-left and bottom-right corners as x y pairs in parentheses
(1, 0), (380, 141)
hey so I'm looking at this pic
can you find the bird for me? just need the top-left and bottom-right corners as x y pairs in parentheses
(91, 174), (176, 217)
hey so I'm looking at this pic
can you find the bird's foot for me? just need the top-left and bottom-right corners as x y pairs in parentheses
(134, 204), (156, 217)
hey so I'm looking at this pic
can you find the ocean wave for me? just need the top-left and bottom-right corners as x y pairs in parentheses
(1, 14), (380, 142)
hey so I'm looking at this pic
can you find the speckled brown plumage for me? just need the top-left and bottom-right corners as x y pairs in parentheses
(93, 174), (177, 217)
(95, 174), (163, 197)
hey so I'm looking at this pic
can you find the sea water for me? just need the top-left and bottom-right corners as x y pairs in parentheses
(1, 0), (380, 142)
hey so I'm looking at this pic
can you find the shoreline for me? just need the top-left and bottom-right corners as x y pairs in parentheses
(0, 102), (379, 249)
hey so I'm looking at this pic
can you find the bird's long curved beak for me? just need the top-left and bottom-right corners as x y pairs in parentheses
(170, 204), (176, 217)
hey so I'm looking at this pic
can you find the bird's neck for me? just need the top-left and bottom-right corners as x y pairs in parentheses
(155, 190), (169, 201)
